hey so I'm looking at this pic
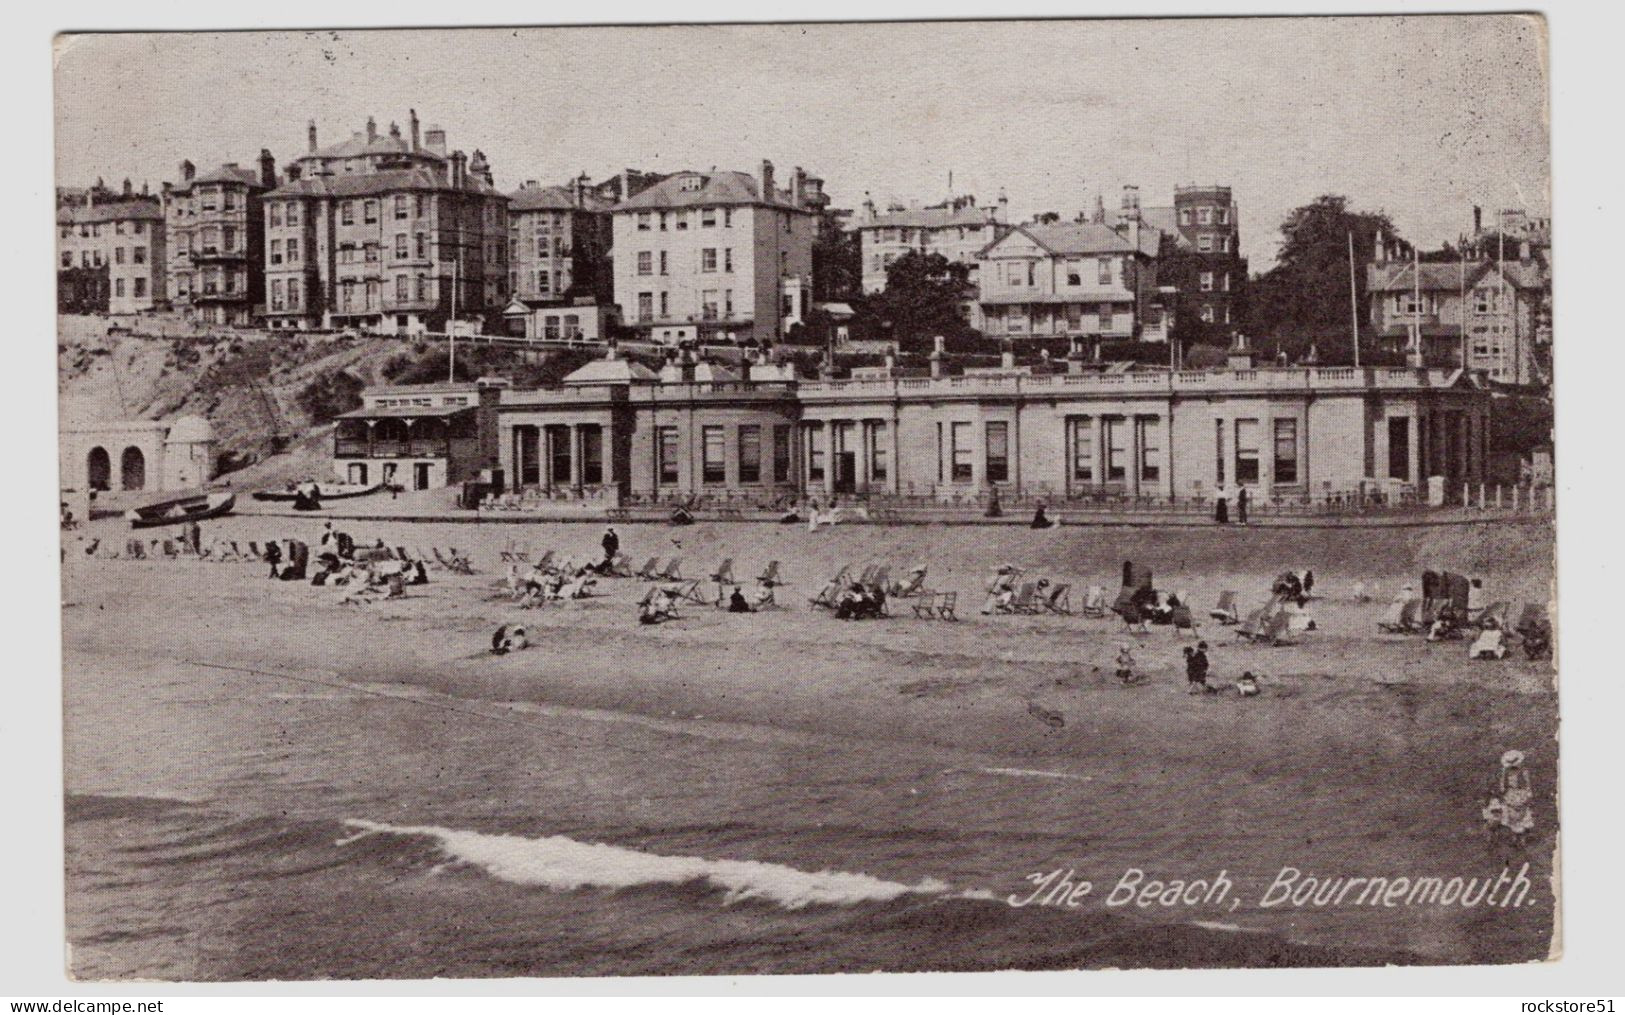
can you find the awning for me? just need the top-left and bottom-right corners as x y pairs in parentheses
(336, 404), (475, 420)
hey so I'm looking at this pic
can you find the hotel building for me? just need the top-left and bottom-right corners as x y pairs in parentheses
(853, 195), (1010, 295)
(609, 161), (821, 345)
(260, 112), (509, 332)
(56, 181), (166, 315)
(163, 153), (276, 325)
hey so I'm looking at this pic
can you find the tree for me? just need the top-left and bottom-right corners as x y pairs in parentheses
(853, 250), (980, 353)
(1033, 211), (1061, 225)
(811, 209), (861, 302)
(1243, 194), (1402, 364)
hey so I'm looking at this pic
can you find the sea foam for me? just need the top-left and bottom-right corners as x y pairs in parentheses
(342, 819), (952, 910)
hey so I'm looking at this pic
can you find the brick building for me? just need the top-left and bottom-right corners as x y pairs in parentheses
(853, 195), (1010, 295)
(1139, 184), (1248, 335)
(57, 181), (165, 315)
(163, 153), (276, 324)
(261, 112), (509, 332)
(506, 171), (661, 308)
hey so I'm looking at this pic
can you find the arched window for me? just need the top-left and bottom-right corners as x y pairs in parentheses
(87, 447), (111, 491)
(120, 446), (146, 491)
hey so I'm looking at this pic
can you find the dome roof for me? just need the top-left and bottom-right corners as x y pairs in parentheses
(165, 415), (214, 443)
(562, 356), (658, 386)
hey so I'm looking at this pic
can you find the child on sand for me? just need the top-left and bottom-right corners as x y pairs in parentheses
(1115, 645), (1135, 685)
(1235, 671), (1261, 697)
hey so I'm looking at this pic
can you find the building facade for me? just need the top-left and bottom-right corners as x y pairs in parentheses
(359, 347), (1490, 506)
(976, 218), (1169, 343)
(163, 154), (276, 324)
(610, 162), (821, 345)
(1139, 184), (1248, 334)
(1367, 244), (1548, 384)
(853, 195), (1010, 294)
(331, 382), (485, 490)
(507, 171), (661, 307)
(261, 112), (509, 332)
(57, 182), (166, 315)
(60, 415), (215, 494)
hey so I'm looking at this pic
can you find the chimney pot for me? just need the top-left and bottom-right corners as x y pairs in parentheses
(760, 160), (775, 202)
(366, 116), (377, 140)
(307, 119), (318, 154)
(409, 109), (421, 152)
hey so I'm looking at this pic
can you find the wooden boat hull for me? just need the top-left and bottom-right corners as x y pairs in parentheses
(252, 484), (382, 502)
(127, 492), (236, 529)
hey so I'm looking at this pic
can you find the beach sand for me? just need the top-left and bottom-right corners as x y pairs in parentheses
(61, 514), (1559, 975)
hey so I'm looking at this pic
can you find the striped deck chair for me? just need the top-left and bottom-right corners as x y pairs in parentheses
(1236, 604), (1270, 641)
(854, 564), (878, 586)
(709, 558), (735, 585)
(869, 565), (891, 592)
(810, 565), (852, 608)
(889, 567), (927, 598)
(1172, 600), (1199, 637)
(447, 548), (475, 575)
(669, 578), (707, 605)
(655, 557), (684, 581)
(1209, 591), (1240, 625)
(1261, 608), (1296, 646)
(934, 591), (959, 621)
(756, 561), (783, 587)
(606, 553), (634, 578)
(635, 556), (663, 581)
(1042, 583), (1073, 615)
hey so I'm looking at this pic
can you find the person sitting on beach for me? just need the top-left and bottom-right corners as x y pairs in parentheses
(490, 623), (528, 655)
(1469, 618), (1508, 660)
(981, 567), (1019, 615)
(670, 505), (694, 526)
(751, 581), (777, 610)
(727, 586), (753, 613)
(410, 561), (430, 586)
(311, 553), (343, 586)
(1426, 602), (1462, 642)
(560, 571), (597, 600)
(1030, 504), (1058, 529)
(1234, 671), (1261, 697)
(263, 540), (283, 579)
(835, 583), (870, 621)
(638, 586), (680, 625)
(1484, 750), (1535, 846)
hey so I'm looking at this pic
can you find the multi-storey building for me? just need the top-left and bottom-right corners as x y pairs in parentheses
(852, 194), (1010, 294)
(260, 112), (509, 332)
(610, 161), (821, 345)
(351, 345), (1491, 506)
(1367, 239), (1548, 384)
(507, 171), (661, 306)
(975, 215), (1169, 342)
(163, 153), (276, 324)
(1139, 184), (1248, 334)
(56, 181), (165, 315)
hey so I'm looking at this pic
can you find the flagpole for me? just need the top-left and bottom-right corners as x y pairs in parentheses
(449, 254), (459, 382)
(1347, 231), (1361, 368)
(1459, 245), (1468, 371)
(1411, 244), (1422, 362)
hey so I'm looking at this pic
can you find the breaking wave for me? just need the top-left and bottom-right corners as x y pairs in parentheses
(342, 819), (955, 910)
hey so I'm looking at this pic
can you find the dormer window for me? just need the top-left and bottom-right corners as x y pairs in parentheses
(679, 175), (703, 192)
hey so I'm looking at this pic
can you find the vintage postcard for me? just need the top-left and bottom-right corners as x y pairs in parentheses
(54, 16), (1555, 980)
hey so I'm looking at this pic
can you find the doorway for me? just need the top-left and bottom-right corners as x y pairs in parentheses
(413, 462), (431, 491)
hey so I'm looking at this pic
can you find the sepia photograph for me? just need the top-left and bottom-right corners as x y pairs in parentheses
(49, 13), (1561, 985)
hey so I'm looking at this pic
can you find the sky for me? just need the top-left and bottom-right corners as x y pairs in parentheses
(52, 16), (1549, 269)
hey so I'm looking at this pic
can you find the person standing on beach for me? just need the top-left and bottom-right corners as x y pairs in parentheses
(1214, 486), (1230, 524)
(1186, 641), (1212, 693)
(1115, 644), (1136, 685)
(1236, 485), (1250, 525)
(602, 526), (620, 565)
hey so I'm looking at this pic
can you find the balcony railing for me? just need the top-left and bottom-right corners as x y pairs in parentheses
(799, 366), (1464, 402)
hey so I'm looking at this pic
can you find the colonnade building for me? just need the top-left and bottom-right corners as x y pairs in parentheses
(341, 348), (1492, 506)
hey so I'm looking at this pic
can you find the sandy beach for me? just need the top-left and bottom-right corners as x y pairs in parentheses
(61, 513), (1558, 977)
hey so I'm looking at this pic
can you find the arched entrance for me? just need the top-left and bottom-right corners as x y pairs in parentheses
(87, 447), (111, 491)
(120, 446), (147, 491)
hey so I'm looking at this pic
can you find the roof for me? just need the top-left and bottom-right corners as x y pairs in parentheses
(269, 167), (504, 200)
(1139, 206), (1190, 249)
(985, 222), (1159, 259)
(336, 404), (475, 419)
(57, 200), (164, 225)
(508, 184), (614, 213)
(562, 356), (659, 385)
(859, 204), (992, 230)
(613, 170), (810, 213)
(303, 132), (437, 163)
(1367, 259), (1547, 293)
(174, 164), (267, 192)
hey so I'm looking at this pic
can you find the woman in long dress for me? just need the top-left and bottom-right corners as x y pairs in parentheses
(1484, 750), (1535, 845)
(1214, 486), (1230, 524)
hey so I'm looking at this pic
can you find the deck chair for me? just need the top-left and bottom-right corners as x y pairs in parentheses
(934, 591), (959, 621)
(606, 553), (634, 578)
(1420, 598), (1449, 630)
(854, 563), (878, 586)
(245, 541), (262, 560)
(810, 574), (846, 608)
(530, 550), (557, 574)
(890, 567), (928, 598)
(1079, 585), (1108, 618)
(709, 558), (735, 585)
(1171, 602), (1198, 636)
(656, 557), (684, 581)
(869, 565), (891, 591)
(1476, 601), (1511, 630)
(635, 556), (663, 580)
(1260, 609), (1296, 646)
(1210, 591), (1240, 625)
(669, 578), (707, 605)
(443, 548), (474, 575)
(1236, 605), (1269, 641)
(1377, 599), (1411, 633)
(1042, 583), (1073, 615)
(911, 589), (940, 619)
(756, 561), (783, 587)
(393, 546), (413, 563)
(160, 539), (179, 559)
(431, 547), (453, 570)
(1005, 581), (1041, 614)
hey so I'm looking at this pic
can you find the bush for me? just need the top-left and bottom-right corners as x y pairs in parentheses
(296, 370), (365, 424)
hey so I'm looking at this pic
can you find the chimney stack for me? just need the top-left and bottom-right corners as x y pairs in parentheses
(122, 178), (132, 196)
(1372, 229), (1386, 264)
(366, 116), (378, 141)
(1473, 205), (1483, 235)
(307, 120), (318, 154)
(449, 151), (467, 189)
(388, 121), (401, 140)
(424, 126), (447, 157)
(930, 335), (947, 378)
(408, 109), (421, 152)
(258, 149), (276, 189)
(287, 164), (302, 181)
(180, 159), (195, 183)
(792, 166), (806, 208)
(759, 160), (775, 203)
